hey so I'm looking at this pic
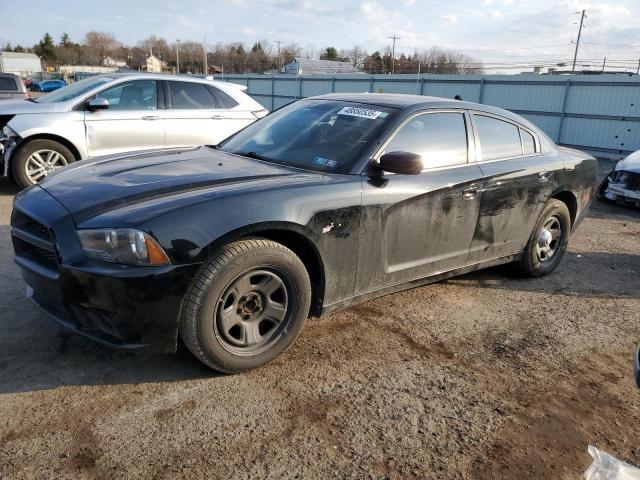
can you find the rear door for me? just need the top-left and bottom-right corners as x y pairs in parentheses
(84, 79), (165, 157)
(164, 80), (255, 148)
(356, 110), (484, 294)
(467, 113), (556, 262)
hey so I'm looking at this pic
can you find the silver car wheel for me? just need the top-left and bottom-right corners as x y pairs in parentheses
(535, 215), (562, 262)
(25, 149), (68, 183)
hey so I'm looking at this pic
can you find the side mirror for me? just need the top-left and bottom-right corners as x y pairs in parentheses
(379, 151), (423, 175)
(87, 97), (109, 111)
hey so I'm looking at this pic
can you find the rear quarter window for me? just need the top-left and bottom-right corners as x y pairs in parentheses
(207, 86), (239, 108)
(474, 114), (523, 161)
(0, 77), (19, 91)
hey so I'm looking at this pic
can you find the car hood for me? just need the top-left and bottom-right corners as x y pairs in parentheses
(39, 146), (309, 223)
(0, 99), (64, 114)
(615, 150), (640, 174)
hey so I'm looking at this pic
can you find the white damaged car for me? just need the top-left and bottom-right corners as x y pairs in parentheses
(597, 150), (640, 208)
(0, 73), (267, 188)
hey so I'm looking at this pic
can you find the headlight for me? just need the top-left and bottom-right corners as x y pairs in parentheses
(77, 228), (170, 266)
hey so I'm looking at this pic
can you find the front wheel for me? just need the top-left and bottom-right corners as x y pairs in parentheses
(518, 199), (571, 277)
(11, 139), (75, 188)
(180, 238), (311, 373)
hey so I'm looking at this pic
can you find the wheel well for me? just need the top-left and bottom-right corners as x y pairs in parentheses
(17, 134), (82, 161)
(244, 229), (325, 317)
(552, 191), (577, 226)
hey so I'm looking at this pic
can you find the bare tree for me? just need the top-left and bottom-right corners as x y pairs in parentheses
(83, 31), (120, 64)
(347, 45), (367, 67)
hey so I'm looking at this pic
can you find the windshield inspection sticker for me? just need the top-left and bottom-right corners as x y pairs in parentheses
(313, 157), (338, 168)
(337, 106), (386, 120)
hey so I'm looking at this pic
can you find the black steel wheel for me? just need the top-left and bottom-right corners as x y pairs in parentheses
(180, 238), (311, 373)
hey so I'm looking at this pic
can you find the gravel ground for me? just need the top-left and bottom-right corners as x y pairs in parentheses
(0, 163), (639, 479)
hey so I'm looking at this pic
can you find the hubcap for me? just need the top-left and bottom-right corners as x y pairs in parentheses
(215, 269), (289, 355)
(535, 216), (562, 262)
(26, 149), (68, 183)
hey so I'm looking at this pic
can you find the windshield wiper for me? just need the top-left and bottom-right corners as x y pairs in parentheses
(234, 151), (268, 161)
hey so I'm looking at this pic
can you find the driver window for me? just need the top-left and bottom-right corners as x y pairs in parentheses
(384, 112), (468, 169)
(94, 80), (158, 110)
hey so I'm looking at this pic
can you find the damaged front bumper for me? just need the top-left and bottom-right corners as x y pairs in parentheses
(604, 170), (640, 207)
(0, 130), (20, 179)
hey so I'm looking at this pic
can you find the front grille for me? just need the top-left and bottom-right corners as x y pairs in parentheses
(11, 210), (59, 273)
(611, 170), (640, 192)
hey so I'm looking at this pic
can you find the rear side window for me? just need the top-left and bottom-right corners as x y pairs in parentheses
(520, 128), (536, 155)
(0, 77), (18, 91)
(384, 112), (468, 168)
(474, 115), (522, 161)
(169, 81), (216, 109)
(207, 86), (238, 108)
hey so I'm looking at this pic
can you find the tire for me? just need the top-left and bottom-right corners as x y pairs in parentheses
(596, 170), (614, 203)
(518, 199), (571, 277)
(11, 139), (75, 189)
(180, 238), (311, 373)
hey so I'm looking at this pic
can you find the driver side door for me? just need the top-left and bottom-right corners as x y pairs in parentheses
(84, 79), (165, 157)
(356, 110), (484, 294)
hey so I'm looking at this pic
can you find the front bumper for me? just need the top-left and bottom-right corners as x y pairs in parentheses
(604, 170), (640, 207)
(11, 185), (201, 353)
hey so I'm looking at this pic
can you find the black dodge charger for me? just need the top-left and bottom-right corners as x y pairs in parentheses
(11, 94), (597, 372)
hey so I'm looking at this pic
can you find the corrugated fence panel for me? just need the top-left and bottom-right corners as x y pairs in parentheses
(421, 82), (481, 101)
(217, 74), (640, 159)
(566, 84), (640, 117)
(482, 83), (565, 113)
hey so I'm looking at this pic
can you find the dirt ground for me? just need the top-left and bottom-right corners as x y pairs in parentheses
(0, 162), (639, 479)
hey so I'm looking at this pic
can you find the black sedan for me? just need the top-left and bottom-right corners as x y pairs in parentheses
(11, 94), (597, 372)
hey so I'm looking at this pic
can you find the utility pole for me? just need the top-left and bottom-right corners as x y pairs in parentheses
(391, 35), (399, 74)
(176, 39), (181, 75)
(601, 57), (606, 72)
(275, 40), (282, 71)
(203, 37), (207, 75)
(388, 35), (399, 74)
(571, 9), (586, 73)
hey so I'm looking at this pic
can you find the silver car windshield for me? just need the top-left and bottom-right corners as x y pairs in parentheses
(220, 100), (397, 174)
(35, 76), (114, 103)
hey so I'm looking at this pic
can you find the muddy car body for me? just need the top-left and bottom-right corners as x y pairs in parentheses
(11, 93), (597, 372)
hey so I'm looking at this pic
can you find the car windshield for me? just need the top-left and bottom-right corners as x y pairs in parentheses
(219, 99), (398, 173)
(35, 76), (113, 103)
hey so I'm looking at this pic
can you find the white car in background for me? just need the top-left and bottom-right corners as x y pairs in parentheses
(0, 73), (267, 188)
(597, 150), (640, 208)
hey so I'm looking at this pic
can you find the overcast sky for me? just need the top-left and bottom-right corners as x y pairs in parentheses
(1, 0), (639, 72)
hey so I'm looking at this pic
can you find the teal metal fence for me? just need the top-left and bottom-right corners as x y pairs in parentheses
(216, 73), (640, 159)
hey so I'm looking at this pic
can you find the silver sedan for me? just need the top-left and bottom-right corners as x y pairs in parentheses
(0, 73), (267, 188)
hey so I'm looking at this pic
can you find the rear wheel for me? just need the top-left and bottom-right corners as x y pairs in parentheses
(11, 139), (75, 188)
(180, 238), (311, 373)
(518, 199), (571, 277)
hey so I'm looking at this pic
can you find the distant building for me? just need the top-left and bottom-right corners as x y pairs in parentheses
(283, 58), (363, 75)
(146, 54), (169, 73)
(102, 56), (127, 68)
(0, 52), (42, 76)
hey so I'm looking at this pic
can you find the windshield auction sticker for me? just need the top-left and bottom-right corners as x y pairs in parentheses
(337, 106), (386, 120)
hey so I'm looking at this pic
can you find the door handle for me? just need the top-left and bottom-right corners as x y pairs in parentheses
(142, 115), (160, 121)
(210, 114), (225, 120)
(538, 171), (551, 182)
(462, 187), (478, 200)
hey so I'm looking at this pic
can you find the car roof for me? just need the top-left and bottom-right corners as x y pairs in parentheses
(307, 92), (527, 123)
(84, 72), (240, 93)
